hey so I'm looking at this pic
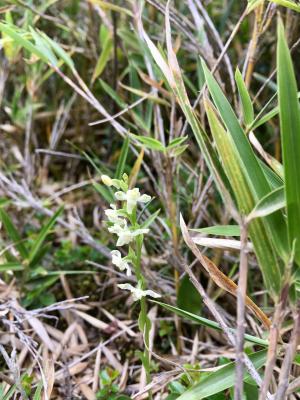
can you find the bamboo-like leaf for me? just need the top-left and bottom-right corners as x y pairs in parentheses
(277, 19), (300, 265)
(28, 206), (63, 264)
(202, 60), (289, 267)
(190, 225), (241, 237)
(235, 67), (254, 126)
(248, 186), (285, 221)
(205, 101), (282, 296)
(177, 350), (267, 400)
(153, 301), (268, 346)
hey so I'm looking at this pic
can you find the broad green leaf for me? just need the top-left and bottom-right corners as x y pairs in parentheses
(202, 60), (289, 269)
(154, 301), (268, 347)
(177, 350), (267, 400)
(28, 206), (63, 264)
(177, 275), (202, 314)
(0, 209), (29, 259)
(277, 19), (300, 264)
(115, 137), (129, 179)
(248, 186), (285, 221)
(130, 133), (165, 151)
(205, 101), (281, 295)
(190, 225), (240, 237)
(235, 68), (254, 126)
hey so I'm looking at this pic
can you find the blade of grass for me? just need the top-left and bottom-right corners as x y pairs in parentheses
(28, 206), (63, 264)
(153, 301), (268, 347)
(277, 19), (300, 265)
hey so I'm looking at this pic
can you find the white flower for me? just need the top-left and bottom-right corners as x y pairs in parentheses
(108, 222), (149, 246)
(115, 188), (151, 214)
(118, 283), (161, 301)
(111, 250), (132, 276)
(104, 204), (125, 225)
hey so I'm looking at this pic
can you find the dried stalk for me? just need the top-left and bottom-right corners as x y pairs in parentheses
(234, 219), (249, 400)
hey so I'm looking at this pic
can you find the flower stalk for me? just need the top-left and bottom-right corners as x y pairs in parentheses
(102, 174), (160, 395)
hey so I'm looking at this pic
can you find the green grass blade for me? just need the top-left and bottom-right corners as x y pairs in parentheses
(115, 137), (130, 179)
(0, 209), (29, 259)
(0, 23), (48, 63)
(248, 186), (285, 220)
(178, 350), (267, 400)
(277, 19), (300, 264)
(235, 67), (254, 126)
(28, 206), (63, 264)
(190, 225), (241, 236)
(154, 301), (268, 347)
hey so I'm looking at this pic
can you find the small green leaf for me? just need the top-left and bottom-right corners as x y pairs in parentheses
(0, 209), (29, 259)
(115, 137), (129, 179)
(92, 25), (113, 82)
(235, 68), (254, 126)
(28, 206), (64, 264)
(248, 186), (285, 221)
(190, 225), (241, 237)
(130, 134), (166, 151)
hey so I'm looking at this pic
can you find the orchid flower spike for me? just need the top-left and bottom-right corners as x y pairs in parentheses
(108, 222), (149, 246)
(111, 250), (132, 276)
(118, 282), (161, 301)
(115, 188), (151, 214)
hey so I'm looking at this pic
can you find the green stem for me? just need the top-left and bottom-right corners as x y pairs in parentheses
(133, 225), (152, 399)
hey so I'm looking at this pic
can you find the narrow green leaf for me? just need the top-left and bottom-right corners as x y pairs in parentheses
(153, 301), (268, 346)
(40, 31), (75, 71)
(167, 136), (188, 150)
(190, 225), (241, 237)
(248, 186), (285, 221)
(235, 68), (254, 126)
(33, 382), (43, 400)
(277, 19), (300, 264)
(130, 134), (165, 151)
(0, 209), (29, 259)
(92, 26), (113, 82)
(29, 27), (57, 66)
(0, 262), (24, 272)
(28, 206), (63, 264)
(115, 137), (129, 179)
(93, 181), (114, 203)
(0, 23), (48, 63)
